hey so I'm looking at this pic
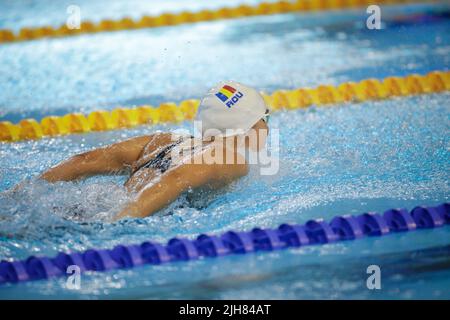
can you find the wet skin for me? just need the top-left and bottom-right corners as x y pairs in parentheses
(40, 120), (268, 220)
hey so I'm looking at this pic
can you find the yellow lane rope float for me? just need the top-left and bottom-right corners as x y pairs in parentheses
(0, 0), (433, 44)
(0, 70), (448, 142)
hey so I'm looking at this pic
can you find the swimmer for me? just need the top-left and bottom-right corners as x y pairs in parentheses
(40, 82), (270, 220)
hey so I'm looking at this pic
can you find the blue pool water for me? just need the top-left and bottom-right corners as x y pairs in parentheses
(0, 2), (449, 299)
(1, 2), (449, 122)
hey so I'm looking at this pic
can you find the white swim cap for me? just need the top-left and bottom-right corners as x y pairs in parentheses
(195, 81), (267, 138)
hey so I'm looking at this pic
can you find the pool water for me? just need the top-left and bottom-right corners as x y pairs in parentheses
(0, 1), (449, 299)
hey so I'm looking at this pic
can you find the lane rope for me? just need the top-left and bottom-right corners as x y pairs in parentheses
(0, 202), (448, 285)
(1, 70), (448, 143)
(0, 0), (432, 44)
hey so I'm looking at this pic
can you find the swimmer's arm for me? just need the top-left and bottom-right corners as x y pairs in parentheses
(113, 163), (248, 220)
(40, 135), (154, 182)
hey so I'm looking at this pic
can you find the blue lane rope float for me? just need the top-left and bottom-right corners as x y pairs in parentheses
(0, 203), (449, 285)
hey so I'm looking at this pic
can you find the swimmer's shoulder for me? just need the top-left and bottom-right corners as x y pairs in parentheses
(139, 132), (179, 151)
(215, 142), (249, 178)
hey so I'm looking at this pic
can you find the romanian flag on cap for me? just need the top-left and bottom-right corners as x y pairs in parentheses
(215, 85), (237, 102)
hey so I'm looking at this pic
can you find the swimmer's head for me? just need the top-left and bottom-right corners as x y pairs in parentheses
(246, 111), (269, 152)
(195, 81), (269, 140)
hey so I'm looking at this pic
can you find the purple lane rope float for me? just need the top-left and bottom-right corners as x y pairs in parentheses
(0, 202), (449, 285)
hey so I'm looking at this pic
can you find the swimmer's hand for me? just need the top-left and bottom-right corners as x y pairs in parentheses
(3, 180), (27, 196)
